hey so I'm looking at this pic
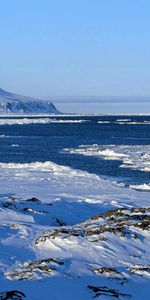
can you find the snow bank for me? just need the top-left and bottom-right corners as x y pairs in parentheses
(0, 160), (150, 299)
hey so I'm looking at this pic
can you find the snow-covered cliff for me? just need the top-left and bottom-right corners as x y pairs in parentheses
(0, 88), (59, 114)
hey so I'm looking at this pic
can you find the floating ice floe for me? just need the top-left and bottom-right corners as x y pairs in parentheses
(0, 118), (87, 125)
(63, 144), (150, 173)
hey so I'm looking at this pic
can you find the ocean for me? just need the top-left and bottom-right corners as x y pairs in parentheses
(0, 114), (150, 188)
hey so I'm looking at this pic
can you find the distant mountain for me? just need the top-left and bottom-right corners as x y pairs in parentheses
(0, 88), (59, 114)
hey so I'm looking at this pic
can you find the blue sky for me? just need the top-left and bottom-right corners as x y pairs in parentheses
(0, 0), (150, 101)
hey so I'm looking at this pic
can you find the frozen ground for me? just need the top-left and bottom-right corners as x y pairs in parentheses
(0, 161), (150, 299)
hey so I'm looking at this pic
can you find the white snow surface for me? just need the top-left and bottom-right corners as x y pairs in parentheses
(0, 88), (59, 114)
(0, 160), (150, 299)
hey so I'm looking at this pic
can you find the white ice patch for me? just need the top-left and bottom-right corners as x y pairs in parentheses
(63, 144), (150, 173)
(98, 119), (150, 124)
(129, 184), (150, 191)
(116, 119), (131, 122)
(116, 121), (150, 124)
(0, 118), (87, 125)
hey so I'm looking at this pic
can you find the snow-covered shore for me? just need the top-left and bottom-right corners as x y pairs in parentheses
(0, 161), (150, 299)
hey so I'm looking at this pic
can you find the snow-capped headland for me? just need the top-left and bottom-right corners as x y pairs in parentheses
(0, 88), (59, 114)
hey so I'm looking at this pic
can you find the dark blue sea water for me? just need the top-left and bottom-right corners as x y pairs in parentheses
(0, 115), (150, 187)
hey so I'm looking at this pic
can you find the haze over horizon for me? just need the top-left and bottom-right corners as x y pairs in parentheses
(0, 86), (150, 114)
(0, 0), (150, 112)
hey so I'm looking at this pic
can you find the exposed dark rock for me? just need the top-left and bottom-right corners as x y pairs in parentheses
(8, 197), (16, 201)
(26, 197), (41, 203)
(94, 267), (119, 276)
(35, 228), (84, 244)
(0, 290), (25, 300)
(6, 258), (64, 280)
(92, 266), (128, 285)
(35, 206), (150, 246)
(56, 218), (66, 226)
(129, 264), (150, 277)
(2, 202), (16, 209)
(88, 285), (131, 298)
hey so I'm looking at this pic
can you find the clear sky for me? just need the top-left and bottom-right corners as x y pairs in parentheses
(0, 0), (150, 100)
